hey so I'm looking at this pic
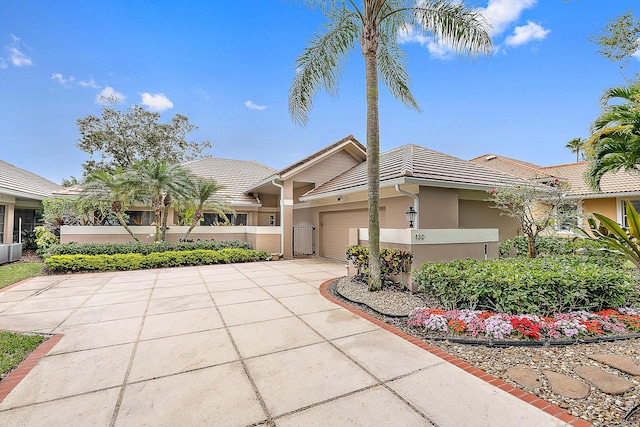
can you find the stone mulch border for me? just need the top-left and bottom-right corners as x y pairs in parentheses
(320, 278), (594, 427)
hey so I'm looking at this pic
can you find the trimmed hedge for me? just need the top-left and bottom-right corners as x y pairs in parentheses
(414, 256), (639, 316)
(45, 248), (269, 273)
(499, 235), (616, 258)
(47, 240), (251, 258)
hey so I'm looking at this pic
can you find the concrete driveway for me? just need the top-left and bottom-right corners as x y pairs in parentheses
(0, 259), (571, 426)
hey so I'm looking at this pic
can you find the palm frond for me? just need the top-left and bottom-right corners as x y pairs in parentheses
(288, 6), (360, 125)
(405, 0), (492, 58)
(376, 28), (420, 111)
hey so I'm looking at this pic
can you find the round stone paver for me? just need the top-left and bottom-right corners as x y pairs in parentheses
(506, 365), (542, 389)
(542, 371), (590, 399)
(574, 365), (635, 395)
(587, 354), (640, 376)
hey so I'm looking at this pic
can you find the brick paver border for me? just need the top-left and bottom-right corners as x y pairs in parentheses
(0, 333), (63, 403)
(319, 279), (593, 427)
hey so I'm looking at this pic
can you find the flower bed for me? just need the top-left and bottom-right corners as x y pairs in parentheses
(408, 307), (640, 342)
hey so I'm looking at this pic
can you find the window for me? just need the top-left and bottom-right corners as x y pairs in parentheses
(556, 204), (578, 232)
(622, 200), (640, 227)
(0, 205), (4, 242)
(201, 213), (247, 226)
(125, 211), (154, 226)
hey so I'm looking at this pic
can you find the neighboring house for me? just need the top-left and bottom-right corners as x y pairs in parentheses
(0, 160), (63, 243)
(470, 154), (640, 229)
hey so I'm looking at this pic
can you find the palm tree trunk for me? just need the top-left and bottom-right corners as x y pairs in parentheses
(362, 19), (382, 291)
(115, 212), (140, 242)
(182, 210), (203, 241)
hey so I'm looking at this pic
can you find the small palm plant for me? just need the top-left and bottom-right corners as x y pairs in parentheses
(582, 200), (640, 269)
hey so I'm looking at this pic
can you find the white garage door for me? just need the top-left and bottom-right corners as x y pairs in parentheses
(321, 209), (386, 261)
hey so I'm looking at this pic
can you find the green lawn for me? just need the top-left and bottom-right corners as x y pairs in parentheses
(0, 332), (46, 380)
(0, 262), (43, 289)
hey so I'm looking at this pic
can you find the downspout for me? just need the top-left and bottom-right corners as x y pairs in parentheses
(271, 179), (285, 257)
(395, 185), (419, 229)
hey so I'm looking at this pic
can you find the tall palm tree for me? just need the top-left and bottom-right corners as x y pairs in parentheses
(124, 160), (195, 242)
(289, 0), (491, 290)
(79, 169), (140, 242)
(565, 137), (585, 163)
(180, 177), (233, 241)
(587, 81), (640, 190)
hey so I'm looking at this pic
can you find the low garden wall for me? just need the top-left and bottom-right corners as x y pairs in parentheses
(60, 225), (281, 254)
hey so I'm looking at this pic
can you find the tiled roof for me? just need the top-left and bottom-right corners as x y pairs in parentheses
(0, 160), (63, 200)
(277, 135), (366, 176)
(182, 157), (277, 205)
(541, 162), (640, 197)
(469, 154), (553, 179)
(302, 144), (524, 198)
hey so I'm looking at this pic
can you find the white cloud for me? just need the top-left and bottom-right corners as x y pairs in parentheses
(141, 92), (173, 112)
(97, 86), (125, 103)
(479, 0), (537, 36)
(78, 78), (100, 89)
(195, 88), (211, 101)
(397, 25), (455, 60)
(3, 35), (33, 67)
(245, 100), (267, 110)
(51, 73), (74, 86)
(505, 21), (550, 46)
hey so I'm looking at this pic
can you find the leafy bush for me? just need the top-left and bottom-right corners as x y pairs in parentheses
(34, 226), (60, 258)
(47, 239), (251, 258)
(346, 245), (413, 280)
(500, 236), (618, 259)
(414, 256), (638, 315)
(44, 248), (269, 273)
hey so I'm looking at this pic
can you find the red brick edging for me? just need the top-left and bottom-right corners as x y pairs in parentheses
(0, 334), (63, 403)
(319, 279), (593, 427)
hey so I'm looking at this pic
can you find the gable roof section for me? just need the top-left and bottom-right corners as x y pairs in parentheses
(541, 162), (640, 197)
(182, 157), (277, 205)
(469, 154), (553, 179)
(277, 135), (366, 179)
(0, 160), (62, 200)
(301, 144), (523, 200)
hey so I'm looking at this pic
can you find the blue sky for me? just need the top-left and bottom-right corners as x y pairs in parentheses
(1, 1), (639, 183)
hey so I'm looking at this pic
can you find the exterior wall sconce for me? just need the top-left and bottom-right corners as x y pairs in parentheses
(405, 206), (417, 229)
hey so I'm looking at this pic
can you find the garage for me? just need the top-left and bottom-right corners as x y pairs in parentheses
(321, 208), (386, 261)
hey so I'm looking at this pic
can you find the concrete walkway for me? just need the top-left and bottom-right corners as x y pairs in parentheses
(0, 259), (572, 426)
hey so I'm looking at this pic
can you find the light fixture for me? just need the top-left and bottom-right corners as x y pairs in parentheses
(405, 206), (417, 229)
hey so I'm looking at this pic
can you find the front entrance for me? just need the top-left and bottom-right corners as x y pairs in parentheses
(292, 222), (315, 256)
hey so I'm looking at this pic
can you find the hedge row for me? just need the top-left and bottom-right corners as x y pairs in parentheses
(414, 256), (639, 316)
(48, 239), (251, 257)
(499, 235), (616, 258)
(45, 248), (269, 273)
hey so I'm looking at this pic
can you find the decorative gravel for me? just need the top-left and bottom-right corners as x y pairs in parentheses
(330, 277), (640, 427)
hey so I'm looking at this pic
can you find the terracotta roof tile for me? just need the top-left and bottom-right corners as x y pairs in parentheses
(0, 160), (63, 200)
(469, 154), (552, 179)
(541, 162), (640, 196)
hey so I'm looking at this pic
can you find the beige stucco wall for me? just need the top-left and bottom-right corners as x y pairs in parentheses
(583, 198), (616, 220)
(286, 150), (361, 187)
(418, 187), (458, 228)
(458, 199), (520, 241)
(60, 226), (281, 253)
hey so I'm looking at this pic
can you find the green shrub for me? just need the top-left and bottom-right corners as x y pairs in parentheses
(48, 239), (251, 257)
(45, 248), (269, 273)
(346, 245), (413, 280)
(500, 235), (620, 259)
(34, 226), (60, 258)
(414, 256), (638, 315)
